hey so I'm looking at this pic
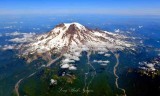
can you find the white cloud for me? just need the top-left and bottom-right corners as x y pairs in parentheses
(33, 28), (40, 30)
(63, 53), (80, 62)
(82, 46), (89, 51)
(130, 28), (136, 31)
(5, 31), (36, 36)
(7, 32), (36, 43)
(115, 29), (120, 33)
(146, 63), (154, 68)
(8, 37), (35, 43)
(4, 26), (13, 29)
(104, 53), (111, 57)
(73, 52), (81, 57)
(5, 31), (21, 36)
(69, 66), (77, 70)
(98, 51), (105, 54)
(2, 45), (15, 50)
(62, 58), (75, 64)
(138, 26), (143, 29)
(61, 51), (81, 70)
(50, 79), (57, 85)
(61, 64), (70, 69)
(93, 60), (110, 64)
(139, 61), (156, 71)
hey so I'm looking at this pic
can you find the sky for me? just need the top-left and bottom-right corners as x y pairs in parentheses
(0, 0), (160, 15)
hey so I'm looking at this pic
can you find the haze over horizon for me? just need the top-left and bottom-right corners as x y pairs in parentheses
(0, 0), (160, 16)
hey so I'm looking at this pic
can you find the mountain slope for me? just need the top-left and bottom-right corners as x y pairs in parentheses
(21, 22), (133, 63)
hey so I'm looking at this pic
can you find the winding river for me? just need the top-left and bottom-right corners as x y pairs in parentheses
(113, 53), (126, 96)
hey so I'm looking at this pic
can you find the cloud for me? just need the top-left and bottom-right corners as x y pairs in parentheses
(61, 64), (70, 69)
(130, 28), (136, 31)
(115, 29), (120, 33)
(5, 31), (36, 36)
(1, 44), (24, 50)
(146, 63), (154, 68)
(5, 31), (21, 36)
(69, 66), (77, 70)
(104, 53), (111, 57)
(4, 26), (13, 29)
(62, 58), (75, 64)
(139, 61), (156, 71)
(138, 26), (143, 29)
(61, 51), (81, 70)
(50, 79), (57, 85)
(73, 52), (81, 57)
(60, 63), (77, 71)
(8, 37), (34, 43)
(33, 28), (40, 30)
(1, 45), (16, 50)
(63, 53), (80, 62)
(93, 60), (110, 64)
(98, 51), (105, 54)
(82, 46), (89, 51)
(7, 32), (36, 43)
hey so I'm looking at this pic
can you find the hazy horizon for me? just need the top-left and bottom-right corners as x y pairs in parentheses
(0, 0), (160, 15)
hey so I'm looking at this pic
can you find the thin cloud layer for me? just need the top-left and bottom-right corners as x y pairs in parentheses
(6, 32), (36, 43)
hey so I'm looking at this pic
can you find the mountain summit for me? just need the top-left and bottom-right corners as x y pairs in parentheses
(21, 22), (133, 63)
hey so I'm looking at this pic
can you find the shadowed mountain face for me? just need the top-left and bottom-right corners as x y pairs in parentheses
(66, 24), (85, 34)
(20, 22), (133, 63)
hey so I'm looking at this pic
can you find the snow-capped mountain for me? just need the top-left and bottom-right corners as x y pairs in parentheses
(21, 22), (133, 63)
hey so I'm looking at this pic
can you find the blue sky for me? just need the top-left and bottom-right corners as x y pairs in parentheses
(0, 0), (160, 15)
